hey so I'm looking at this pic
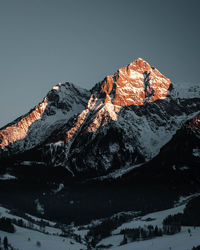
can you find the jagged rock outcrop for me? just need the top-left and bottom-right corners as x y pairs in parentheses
(99, 58), (171, 106)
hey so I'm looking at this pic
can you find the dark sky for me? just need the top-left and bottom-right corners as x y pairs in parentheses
(0, 0), (200, 127)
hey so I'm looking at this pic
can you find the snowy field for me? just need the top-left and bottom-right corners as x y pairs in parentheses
(0, 225), (85, 250)
(0, 194), (200, 250)
(97, 209), (200, 250)
(113, 227), (200, 250)
(96, 194), (200, 250)
(0, 205), (86, 250)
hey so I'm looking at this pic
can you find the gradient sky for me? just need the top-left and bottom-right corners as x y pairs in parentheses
(0, 0), (200, 127)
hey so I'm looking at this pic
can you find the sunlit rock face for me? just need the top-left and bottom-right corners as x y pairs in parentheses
(100, 58), (171, 106)
(81, 58), (172, 134)
(0, 82), (90, 156)
(1, 58), (200, 179)
(0, 98), (48, 150)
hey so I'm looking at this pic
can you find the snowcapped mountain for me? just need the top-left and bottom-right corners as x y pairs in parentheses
(0, 58), (200, 181)
(0, 82), (89, 156)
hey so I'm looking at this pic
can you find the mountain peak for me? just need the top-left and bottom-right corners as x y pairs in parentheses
(128, 57), (151, 69)
(98, 58), (171, 106)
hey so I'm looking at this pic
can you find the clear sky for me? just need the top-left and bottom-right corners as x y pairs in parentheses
(0, 0), (200, 127)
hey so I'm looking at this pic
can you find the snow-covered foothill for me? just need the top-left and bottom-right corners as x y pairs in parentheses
(113, 227), (200, 250)
(0, 225), (85, 250)
(96, 194), (200, 249)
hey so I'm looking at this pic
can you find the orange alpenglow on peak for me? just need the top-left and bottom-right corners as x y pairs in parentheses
(100, 58), (172, 106)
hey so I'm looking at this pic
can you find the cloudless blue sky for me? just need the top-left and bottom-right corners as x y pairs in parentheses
(0, 0), (200, 127)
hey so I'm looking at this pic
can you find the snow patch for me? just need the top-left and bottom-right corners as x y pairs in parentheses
(129, 70), (143, 79)
(52, 183), (64, 194)
(0, 173), (17, 180)
(193, 148), (200, 157)
(179, 166), (189, 171)
(109, 143), (120, 153)
(34, 199), (44, 215)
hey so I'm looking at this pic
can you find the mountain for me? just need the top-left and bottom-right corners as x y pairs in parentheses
(0, 83), (90, 157)
(150, 112), (200, 172)
(92, 112), (200, 192)
(1, 59), (200, 250)
(0, 58), (200, 181)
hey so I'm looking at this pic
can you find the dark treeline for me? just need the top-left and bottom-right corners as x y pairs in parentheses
(0, 217), (15, 233)
(85, 212), (138, 248)
(120, 224), (181, 245)
(0, 178), (179, 225)
(10, 208), (51, 228)
(120, 225), (163, 244)
(162, 196), (200, 227)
